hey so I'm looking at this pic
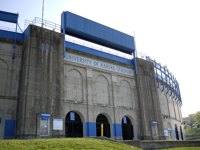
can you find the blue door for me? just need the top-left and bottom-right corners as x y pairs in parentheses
(4, 120), (16, 138)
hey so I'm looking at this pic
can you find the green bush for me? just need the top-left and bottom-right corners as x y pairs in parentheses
(185, 127), (200, 137)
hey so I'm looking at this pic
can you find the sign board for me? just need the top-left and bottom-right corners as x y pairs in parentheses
(164, 129), (169, 137)
(151, 121), (157, 126)
(41, 114), (51, 120)
(123, 116), (127, 124)
(70, 112), (75, 121)
(168, 128), (172, 131)
(61, 11), (135, 54)
(53, 119), (63, 130)
(65, 53), (134, 76)
(40, 119), (48, 135)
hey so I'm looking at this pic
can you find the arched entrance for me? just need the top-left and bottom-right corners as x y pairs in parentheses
(65, 111), (83, 137)
(180, 126), (184, 140)
(175, 124), (179, 140)
(96, 114), (110, 137)
(121, 116), (134, 140)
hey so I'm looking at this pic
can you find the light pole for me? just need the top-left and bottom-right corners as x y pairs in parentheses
(42, 0), (44, 27)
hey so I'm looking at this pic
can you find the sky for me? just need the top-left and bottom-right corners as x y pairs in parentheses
(1, 0), (200, 117)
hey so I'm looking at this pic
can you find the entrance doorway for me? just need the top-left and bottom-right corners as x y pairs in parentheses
(175, 124), (179, 140)
(65, 111), (83, 137)
(121, 116), (134, 140)
(180, 126), (184, 140)
(96, 114), (110, 137)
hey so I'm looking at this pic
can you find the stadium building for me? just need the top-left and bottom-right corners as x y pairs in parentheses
(0, 10), (184, 140)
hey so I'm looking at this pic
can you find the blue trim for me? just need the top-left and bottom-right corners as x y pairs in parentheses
(41, 114), (51, 120)
(0, 117), (1, 124)
(0, 11), (18, 23)
(85, 122), (96, 137)
(61, 11), (135, 54)
(61, 12), (67, 58)
(133, 51), (138, 75)
(4, 120), (16, 137)
(23, 25), (30, 40)
(0, 30), (23, 42)
(65, 41), (133, 65)
(113, 124), (122, 137)
(151, 121), (157, 126)
(70, 112), (75, 121)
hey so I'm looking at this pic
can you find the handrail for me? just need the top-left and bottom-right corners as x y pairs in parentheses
(136, 51), (182, 105)
(24, 17), (61, 33)
(22, 16), (182, 105)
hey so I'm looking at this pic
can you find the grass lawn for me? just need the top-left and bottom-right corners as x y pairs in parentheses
(162, 148), (200, 150)
(188, 138), (200, 141)
(0, 138), (141, 150)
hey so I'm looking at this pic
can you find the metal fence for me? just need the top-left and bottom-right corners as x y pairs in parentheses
(136, 51), (182, 105)
(24, 17), (61, 33)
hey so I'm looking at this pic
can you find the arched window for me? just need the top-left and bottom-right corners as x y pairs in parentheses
(95, 76), (109, 105)
(65, 69), (83, 102)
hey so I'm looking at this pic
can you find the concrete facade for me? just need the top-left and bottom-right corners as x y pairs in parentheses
(0, 24), (184, 140)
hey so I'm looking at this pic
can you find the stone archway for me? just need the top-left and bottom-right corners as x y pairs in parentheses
(180, 126), (184, 140)
(65, 111), (83, 137)
(96, 114), (110, 138)
(175, 124), (179, 140)
(121, 116), (134, 140)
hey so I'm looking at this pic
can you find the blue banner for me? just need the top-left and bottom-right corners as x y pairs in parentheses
(151, 121), (157, 126)
(70, 112), (75, 121)
(123, 117), (127, 124)
(41, 114), (51, 120)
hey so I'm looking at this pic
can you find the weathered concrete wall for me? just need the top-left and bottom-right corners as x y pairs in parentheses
(0, 25), (184, 140)
(63, 51), (139, 139)
(0, 41), (22, 139)
(16, 25), (64, 138)
(135, 58), (164, 140)
(158, 87), (184, 140)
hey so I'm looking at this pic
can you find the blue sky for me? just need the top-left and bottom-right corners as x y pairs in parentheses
(1, 0), (200, 117)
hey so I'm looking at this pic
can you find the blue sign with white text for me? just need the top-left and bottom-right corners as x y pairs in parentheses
(151, 121), (157, 126)
(123, 117), (127, 124)
(70, 112), (75, 121)
(41, 114), (51, 120)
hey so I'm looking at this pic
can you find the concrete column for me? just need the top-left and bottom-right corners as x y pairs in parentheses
(16, 25), (64, 138)
(135, 58), (164, 140)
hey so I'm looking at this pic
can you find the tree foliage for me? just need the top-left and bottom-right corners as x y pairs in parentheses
(183, 111), (200, 129)
(194, 111), (200, 124)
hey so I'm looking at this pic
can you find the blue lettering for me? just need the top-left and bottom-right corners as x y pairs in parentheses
(65, 53), (134, 76)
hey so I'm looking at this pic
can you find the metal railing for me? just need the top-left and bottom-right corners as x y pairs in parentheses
(136, 51), (182, 105)
(23, 17), (133, 59)
(24, 17), (61, 33)
(22, 16), (182, 105)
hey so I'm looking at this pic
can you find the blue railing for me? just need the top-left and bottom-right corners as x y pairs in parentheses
(146, 56), (182, 105)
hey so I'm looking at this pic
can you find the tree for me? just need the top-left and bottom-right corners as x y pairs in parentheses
(194, 111), (200, 126)
(188, 114), (196, 128)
